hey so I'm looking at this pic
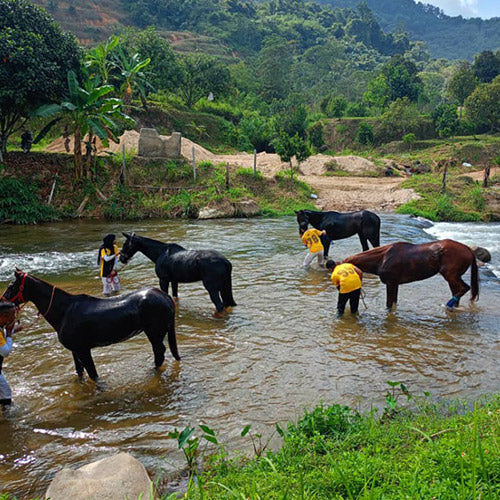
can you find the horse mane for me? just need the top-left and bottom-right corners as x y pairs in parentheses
(132, 234), (185, 252)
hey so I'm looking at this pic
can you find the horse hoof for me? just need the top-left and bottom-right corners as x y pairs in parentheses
(213, 310), (226, 318)
(156, 363), (167, 372)
(224, 306), (233, 314)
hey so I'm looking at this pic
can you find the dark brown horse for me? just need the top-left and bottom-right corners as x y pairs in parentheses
(343, 239), (479, 309)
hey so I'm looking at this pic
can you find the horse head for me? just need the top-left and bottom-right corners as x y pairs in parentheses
(1, 269), (28, 306)
(120, 232), (137, 263)
(295, 210), (309, 233)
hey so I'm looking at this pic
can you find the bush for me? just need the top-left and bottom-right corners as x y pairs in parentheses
(194, 98), (243, 124)
(356, 122), (374, 145)
(0, 177), (59, 224)
(345, 101), (368, 117)
(307, 121), (325, 150)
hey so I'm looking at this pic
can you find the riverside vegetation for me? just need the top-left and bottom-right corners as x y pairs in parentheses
(2, 386), (499, 499)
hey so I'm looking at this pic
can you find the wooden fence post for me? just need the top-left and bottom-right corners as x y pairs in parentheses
(225, 163), (230, 190)
(253, 149), (257, 177)
(484, 165), (491, 188)
(48, 174), (58, 205)
(192, 146), (196, 181)
(120, 143), (126, 185)
(441, 163), (448, 192)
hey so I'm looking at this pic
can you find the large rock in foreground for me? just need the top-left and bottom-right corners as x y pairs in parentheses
(45, 452), (153, 500)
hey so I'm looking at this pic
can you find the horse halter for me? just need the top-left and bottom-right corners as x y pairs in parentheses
(1, 272), (28, 305)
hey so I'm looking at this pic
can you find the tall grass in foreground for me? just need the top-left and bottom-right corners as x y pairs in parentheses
(174, 394), (499, 499)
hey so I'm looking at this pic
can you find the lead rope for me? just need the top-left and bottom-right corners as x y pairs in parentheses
(20, 285), (56, 330)
(360, 289), (368, 309)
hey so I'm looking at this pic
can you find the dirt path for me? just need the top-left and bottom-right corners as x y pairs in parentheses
(298, 175), (419, 212)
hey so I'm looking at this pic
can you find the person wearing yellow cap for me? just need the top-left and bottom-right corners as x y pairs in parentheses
(326, 259), (363, 316)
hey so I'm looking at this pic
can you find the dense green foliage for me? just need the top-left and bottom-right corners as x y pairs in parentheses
(321, 0), (500, 60)
(0, 176), (59, 223)
(0, 0), (80, 157)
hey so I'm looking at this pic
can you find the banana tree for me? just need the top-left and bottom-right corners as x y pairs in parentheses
(113, 47), (151, 109)
(84, 35), (120, 84)
(35, 70), (135, 179)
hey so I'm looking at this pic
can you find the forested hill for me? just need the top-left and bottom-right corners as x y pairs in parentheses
(319, 0), (500, 60)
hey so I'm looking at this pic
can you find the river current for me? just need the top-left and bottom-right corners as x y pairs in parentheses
(0, 214), (499, 497)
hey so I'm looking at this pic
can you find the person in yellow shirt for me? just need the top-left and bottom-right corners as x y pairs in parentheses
(300, 227), (327, 267)
(97, 234), (121, 296)
(326, 260), (363, 316)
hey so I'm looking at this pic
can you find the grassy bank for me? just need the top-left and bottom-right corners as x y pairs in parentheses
(167, 391), (500, 499)
(0, 152), (316, 223)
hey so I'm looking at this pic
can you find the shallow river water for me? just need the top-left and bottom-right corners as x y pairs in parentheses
(0, 214), (499, 497)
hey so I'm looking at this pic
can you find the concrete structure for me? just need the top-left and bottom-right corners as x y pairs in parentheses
(138, 128), (181, 158)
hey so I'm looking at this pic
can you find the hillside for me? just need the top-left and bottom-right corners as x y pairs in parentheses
(321, 0), (500, 60)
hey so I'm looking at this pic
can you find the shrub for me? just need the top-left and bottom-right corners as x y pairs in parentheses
(0, 177), (59, 224)
(356, 122), (374, 145)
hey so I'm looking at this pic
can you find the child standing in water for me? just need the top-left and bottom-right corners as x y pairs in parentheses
(98, 233), (121, 296)
(300, 227), (327, 267)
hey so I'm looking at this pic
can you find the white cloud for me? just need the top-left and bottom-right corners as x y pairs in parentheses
(422, 0), (479, 17)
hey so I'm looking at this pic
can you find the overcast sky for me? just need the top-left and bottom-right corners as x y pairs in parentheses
(423, 0), (500, 18)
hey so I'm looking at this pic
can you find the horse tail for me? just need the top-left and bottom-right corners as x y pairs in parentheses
(167, 315), (181, 361)
(221, 269), (237, 307)
(470, 254), (479, 302)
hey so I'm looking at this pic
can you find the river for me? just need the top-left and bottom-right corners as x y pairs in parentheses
(0, 214), (499, 497)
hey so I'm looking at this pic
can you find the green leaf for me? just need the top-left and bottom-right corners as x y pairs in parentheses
(202, 435), (218, 445)
(178, 427), (196, 449)
(33, 118), (62, 144)
(32, 104), (63, 118)
(241, 425), (251, 437)
(87, 119), (108, 141)
(199, 424), (215, 436)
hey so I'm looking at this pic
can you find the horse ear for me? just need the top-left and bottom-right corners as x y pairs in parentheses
(122, 232), (130, 238)
(14, 268), (22, 276)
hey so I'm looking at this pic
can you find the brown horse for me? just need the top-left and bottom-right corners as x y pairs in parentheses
(343, 239), (479, 309)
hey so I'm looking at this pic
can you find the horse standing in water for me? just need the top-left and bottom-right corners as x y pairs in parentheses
(296, 209), (380, 256)
(1, 270), (180, 381)
(343, 239), (479, 309)
(120, 232), (236, 317)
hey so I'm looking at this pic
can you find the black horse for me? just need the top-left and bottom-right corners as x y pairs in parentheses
(296, 209), (381, 255)
(120, 232), (236, 316)
(1, 270), (180, 381)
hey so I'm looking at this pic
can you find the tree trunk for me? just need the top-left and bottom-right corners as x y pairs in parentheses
(74, 126), (82, 179)
(0, 134), (6, 162)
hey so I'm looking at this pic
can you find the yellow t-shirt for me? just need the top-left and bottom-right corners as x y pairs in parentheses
(301, 229), (323, 253)
(100, 244), (119, 278)
(331, 263), (362, 294)
(0, 329), (6, 348)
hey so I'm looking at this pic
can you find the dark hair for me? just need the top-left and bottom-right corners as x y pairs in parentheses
(97, 234), (116, 264)
(326, 259), (337, 270)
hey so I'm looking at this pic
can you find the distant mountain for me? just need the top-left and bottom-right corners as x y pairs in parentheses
(319, 0), (500, 60)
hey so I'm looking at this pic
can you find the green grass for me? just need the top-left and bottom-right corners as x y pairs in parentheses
(173, 394), (500, 499)
(397, 172), (488, 222)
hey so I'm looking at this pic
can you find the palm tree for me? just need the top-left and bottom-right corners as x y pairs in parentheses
(36, 70), (134, 179)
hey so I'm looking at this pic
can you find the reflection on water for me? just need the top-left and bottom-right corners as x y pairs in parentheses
(0, 214), (499, 497)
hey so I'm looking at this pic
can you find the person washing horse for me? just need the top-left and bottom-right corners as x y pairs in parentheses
(97, 234), (122, 296)
(300, 227), (327, 268)
(326, 259), (363, 316)
(0, 302), (22, 408)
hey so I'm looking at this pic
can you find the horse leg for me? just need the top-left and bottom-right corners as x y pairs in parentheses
(145, 330), (167, 369)
(443, 274), (470, 308)
(203, 280), (224, 315)
(159, 278), (169, 295)
(75, 349), (99, 381)
(386, 283), (399, 309)
(321, 234), (331, 258)
(221, 275), (237, 311)
(171, 282), (179, 302)
(358, 233), (369, 252)
(72, 352), (84, 379)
